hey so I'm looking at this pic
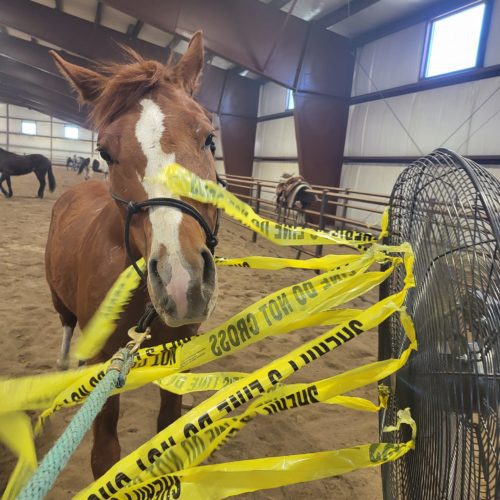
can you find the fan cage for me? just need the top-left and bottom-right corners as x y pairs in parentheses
(379, 149), (500, 500)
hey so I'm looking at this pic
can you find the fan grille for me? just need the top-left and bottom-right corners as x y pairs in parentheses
(379, 149), (500, 500)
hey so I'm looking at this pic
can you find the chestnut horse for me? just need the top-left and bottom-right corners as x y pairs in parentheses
(45, 32), (219, 478)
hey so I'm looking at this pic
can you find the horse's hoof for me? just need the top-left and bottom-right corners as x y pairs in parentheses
(56, 358), (70, 371)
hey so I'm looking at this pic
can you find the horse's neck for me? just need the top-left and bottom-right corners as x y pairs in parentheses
(0, 149), (13, 158)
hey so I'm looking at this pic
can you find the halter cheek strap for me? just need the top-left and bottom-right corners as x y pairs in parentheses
(110, 192), (219, 279)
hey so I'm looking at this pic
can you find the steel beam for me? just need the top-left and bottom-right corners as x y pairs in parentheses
(0, 54), (77, 100)
(0, 33), (226, 118)
(0, 32), (92, 77)
(316, 0), (380, 29)
(100, 0), (354, 94)
(0, 74), (87, 122)
(269, 0), (290, 9)
(0, 2), (246, 114)
(0, 0), (168, 62)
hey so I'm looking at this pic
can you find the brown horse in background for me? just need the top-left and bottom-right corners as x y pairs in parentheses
(0, 148), (56, 198)
(45, 32), (219, 478)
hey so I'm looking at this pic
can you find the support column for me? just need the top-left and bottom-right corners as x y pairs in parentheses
(218, 73), (259, 180)
(293, 93), (349, 187)
(293, 26), (354, 188)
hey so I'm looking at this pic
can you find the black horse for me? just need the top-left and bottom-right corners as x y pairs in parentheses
(0, 148), (56, 198)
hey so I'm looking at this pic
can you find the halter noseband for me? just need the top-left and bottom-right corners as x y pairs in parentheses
(110, 192), (219, 279)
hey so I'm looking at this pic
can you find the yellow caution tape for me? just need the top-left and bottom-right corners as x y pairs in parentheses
(215, 253), (361, 271)
(118, 382), (394, 496)
(90, 383), (413, 500)
(0, 412), (37, 500)
(114, 434), (414, 500)
(380, 207), (389, 240)
(154, 370), (390, 410)
(33, 247), (396, 429)
(0, 364), (103, 414)
(78, 273), (414, 498)
(154, 372), (247, 394)
(80, 336), (416, 498)
(0, 163), (417, 499)
(75, 258), (146, 360)
(151, 163), (377, 249)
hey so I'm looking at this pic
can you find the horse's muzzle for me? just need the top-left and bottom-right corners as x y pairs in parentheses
(147, 246), (217, 327)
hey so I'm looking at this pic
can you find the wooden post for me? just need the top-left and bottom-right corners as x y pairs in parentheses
(339, 187), (350, 230)
(50, 114), (53, 163)
(6, 104), (9, 150)
(252, 182), (261, 243)
(315, 189), (329, 258)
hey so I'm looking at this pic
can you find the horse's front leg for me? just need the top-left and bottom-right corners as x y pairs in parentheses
(0, 173), (11, 198)
(158, 388), (182, 431)
(35, 171), (46, 198)
(5, 176), (12, 197)
(91, 394), (121, 479)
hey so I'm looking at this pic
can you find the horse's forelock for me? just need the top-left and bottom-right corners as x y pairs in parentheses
(90, 53), (176, 131)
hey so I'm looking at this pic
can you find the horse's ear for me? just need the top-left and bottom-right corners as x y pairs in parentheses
(50, 50), (105, 103)
(173, 31), (204, 95)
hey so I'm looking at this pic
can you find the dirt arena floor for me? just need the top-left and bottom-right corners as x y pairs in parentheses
(0, 168), (383, 499)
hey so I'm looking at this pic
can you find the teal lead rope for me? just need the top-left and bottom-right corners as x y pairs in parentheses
(18, 348), (135, 500)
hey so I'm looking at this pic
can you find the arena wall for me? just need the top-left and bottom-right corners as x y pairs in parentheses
(0, 103), (94, 165)
(249, 0), (500, 226)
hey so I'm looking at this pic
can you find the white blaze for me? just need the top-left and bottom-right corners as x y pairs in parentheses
(135, 98), (190, 318)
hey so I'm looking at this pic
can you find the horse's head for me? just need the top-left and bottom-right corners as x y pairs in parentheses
(51, 33), (219, 327)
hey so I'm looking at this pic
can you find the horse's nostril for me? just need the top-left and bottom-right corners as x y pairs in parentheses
(201, 248), (215, 284)
(149, 259), (160, 280)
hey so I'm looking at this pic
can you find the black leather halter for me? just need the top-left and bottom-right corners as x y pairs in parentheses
(110, 192), (219, 279)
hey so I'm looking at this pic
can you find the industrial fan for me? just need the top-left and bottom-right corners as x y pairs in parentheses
(379, 149), (499, 499)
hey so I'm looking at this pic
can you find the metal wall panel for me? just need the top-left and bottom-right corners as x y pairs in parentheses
(0, 103), (94, 160)
(255, 117), (297, 158)
(352, 23), (426, 96)
(258, 82), (288, 117)
(344, 78), (500, 156)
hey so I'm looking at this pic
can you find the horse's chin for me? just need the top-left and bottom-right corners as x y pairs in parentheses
(149, 287), (218, 329)
(158, 311), (204, 328)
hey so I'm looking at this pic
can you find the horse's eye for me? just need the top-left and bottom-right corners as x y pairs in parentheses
(204, 133), (214, 149)
(98, 148), (113, 164)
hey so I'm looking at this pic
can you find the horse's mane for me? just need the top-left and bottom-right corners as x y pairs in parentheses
(89, 48), (177, 130)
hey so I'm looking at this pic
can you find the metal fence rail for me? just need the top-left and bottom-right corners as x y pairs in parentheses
(219, 173), (390, 258)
